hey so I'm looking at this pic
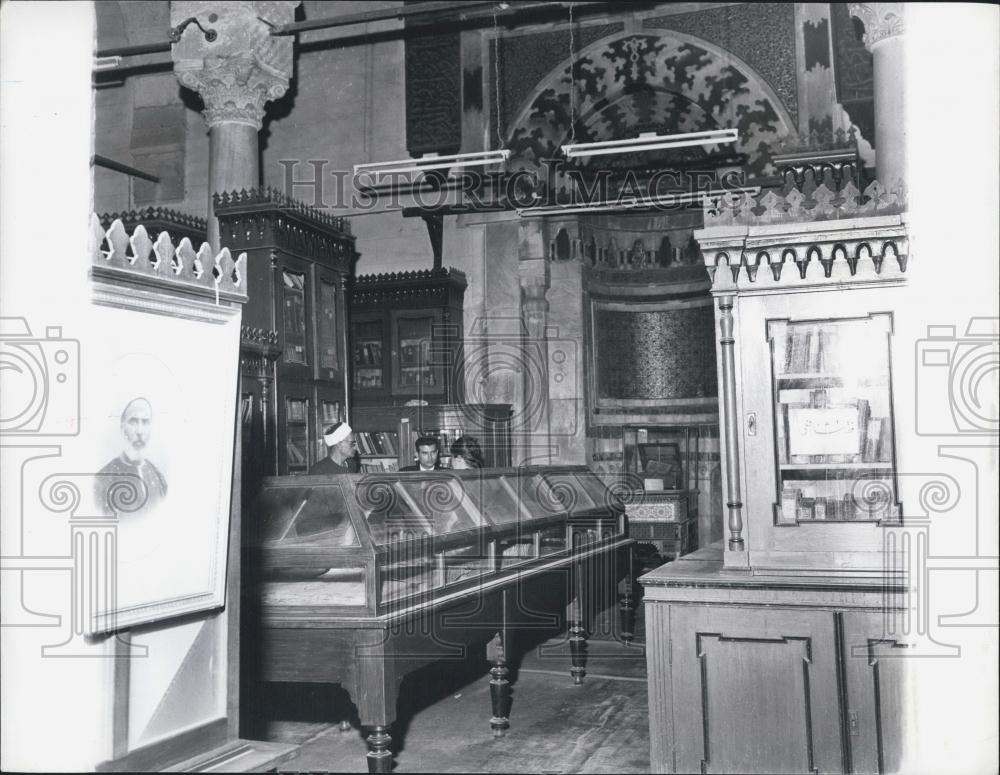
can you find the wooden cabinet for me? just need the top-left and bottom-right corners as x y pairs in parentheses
(350, 268), (466, 406)
(696, 204), (909, 575)
(642, 550), (905, 774)
(216, 189), (358, 478)
(623, 425), (702, 564)
(639, 193), (912, 774)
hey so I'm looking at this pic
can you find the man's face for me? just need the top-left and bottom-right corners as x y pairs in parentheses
(416, 443), (438, 470)
(334, 434), (357, 459)
(121, 400), (152, 461)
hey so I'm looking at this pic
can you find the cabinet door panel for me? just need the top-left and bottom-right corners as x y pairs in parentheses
(739, 288), (902, 571)
(841, 612), (905, 774)
(670, 605), (843, 774)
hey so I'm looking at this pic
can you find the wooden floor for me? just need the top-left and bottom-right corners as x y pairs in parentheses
(255, 628), (650, 774)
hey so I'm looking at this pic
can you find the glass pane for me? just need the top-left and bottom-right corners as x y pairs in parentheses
(319, 279), (338, 371)
(536, 471), (597, 515)
(770, 314), (898, 524)
(475, 477), (524, 525)
(285, 397), (309, 473)
(258, 484), (359, 546)
(353, 320), (383, 389)
(397, 316), (434, 388)
(574, 472), (618, 512)
(397, 475), (484, 534)
(380, 556), (433, 602)
(497, 534), (534, 567)
(505, 473), (557, 518)
(282, 270), (307, 364)
(356, 479), (433, 545)
(441, 544), (492, 585)
(262, 568), (366, 608)
(538, 523), (567, 556)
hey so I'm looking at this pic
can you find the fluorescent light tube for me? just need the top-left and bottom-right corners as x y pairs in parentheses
(561, 129), (738, 159)
(354, 150), (511, 178)
(516, 186), (759, 217)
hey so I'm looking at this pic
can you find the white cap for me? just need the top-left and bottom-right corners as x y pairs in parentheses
(323, 422), (352, 446)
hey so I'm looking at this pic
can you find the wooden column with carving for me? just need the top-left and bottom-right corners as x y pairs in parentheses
(717, 293), (745, 554)
(171, 1), (300, 251)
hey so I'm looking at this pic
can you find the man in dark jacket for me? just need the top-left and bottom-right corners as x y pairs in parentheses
(400, 436), (442, 471)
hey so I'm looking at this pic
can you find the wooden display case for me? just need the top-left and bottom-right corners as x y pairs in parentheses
(250, 467), (634, 772)
(350, 268), (466, 406)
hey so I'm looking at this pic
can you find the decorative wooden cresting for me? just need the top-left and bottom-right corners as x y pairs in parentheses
(700, 180), (908, 288)
(90, 214), (247, 317)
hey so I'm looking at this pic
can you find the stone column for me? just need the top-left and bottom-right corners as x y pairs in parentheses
(171, 1), (299, 250)
(849, 3), (905, 187)
(518, 220), (552, 464)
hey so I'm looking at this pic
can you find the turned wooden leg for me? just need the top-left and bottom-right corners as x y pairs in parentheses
(569, 619), (588, 684)
(619, 545), (636, 644)
(569, 562), (588, 684)
(488, 634), (510, 737)
(365, 725), (392, 773)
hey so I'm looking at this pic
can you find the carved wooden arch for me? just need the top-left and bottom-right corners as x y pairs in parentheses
(505, 29), (797, 177)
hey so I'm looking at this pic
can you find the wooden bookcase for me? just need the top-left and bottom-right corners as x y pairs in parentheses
(216, 190), (358, 479)
(349, 268), (466, 407)
(352, 404), (512, 470)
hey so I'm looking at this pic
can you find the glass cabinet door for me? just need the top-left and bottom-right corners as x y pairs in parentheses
(767, 313), (899, 525)
(391, 312), (438, 395)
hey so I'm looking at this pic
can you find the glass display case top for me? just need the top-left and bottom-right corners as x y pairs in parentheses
(358, 474), (486, 546)
(258, 481), (360, 548)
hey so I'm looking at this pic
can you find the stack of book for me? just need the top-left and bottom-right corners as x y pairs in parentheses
(356, 431), (399, 457)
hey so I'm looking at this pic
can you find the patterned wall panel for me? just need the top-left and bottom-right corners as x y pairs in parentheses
(830, 3), (875, 145)
(644, 2), (798, 126)
(406, 33), (462, 154)
(594, 305), (717, 400)
(491, 23), (624, 139)
(505, 32), (789, 177)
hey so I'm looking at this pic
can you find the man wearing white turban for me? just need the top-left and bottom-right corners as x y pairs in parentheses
(308, 421), (360, 474)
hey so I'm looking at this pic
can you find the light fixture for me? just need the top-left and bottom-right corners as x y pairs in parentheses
(354, 149), (511, 179)
(516, 186), (759, 217)
(561, 129), (739, 159)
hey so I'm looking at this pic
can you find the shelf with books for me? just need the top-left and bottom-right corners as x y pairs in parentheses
(768, 314), (899, 527)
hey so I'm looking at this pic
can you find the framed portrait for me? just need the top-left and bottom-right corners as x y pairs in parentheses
(88, 220), (246, 633)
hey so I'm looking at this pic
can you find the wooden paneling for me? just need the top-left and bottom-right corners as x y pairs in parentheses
(669, 605), (843, 774)
(841, 612), (905, 774)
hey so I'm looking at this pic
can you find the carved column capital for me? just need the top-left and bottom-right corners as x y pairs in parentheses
(171, 1), (299, 129)
(848, 3), (904, 50)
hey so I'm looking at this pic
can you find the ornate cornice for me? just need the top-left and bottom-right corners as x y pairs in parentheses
(214, 187), (357, 273)
(848, 3), (904, 50)
(171, 1), (299, 129)
(702, 179), (906, 229)
(351, 268), (467, 308)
